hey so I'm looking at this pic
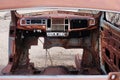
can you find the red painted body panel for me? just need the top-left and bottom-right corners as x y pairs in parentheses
(0, 0), (120, 12)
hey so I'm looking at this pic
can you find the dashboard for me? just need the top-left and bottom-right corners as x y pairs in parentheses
(19, 15), (96, 37)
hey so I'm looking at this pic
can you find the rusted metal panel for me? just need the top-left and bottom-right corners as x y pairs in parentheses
(17, 11), (100, 31)
(44, 37), (91, 49)
(0, 0), (120, 12)
(41, 66), (69, 75)
(101, 21), (120, 73)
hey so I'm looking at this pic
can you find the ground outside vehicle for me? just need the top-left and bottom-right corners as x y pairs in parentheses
(0, 0), (120, 80)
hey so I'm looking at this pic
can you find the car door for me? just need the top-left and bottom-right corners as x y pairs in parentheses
(101, 12), (120, 73)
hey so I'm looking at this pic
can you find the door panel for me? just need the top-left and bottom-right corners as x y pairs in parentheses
(101, 17), (120, 73)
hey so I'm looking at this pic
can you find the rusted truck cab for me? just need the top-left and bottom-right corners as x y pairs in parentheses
(0, 0), (120, 79)
(1, 10), (104, 75)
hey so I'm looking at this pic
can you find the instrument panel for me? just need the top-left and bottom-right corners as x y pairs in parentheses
(20, 18), (47, 26)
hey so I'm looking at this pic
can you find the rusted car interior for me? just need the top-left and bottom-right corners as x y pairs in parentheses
(0, 9), (119, 76)
(0, 0), (120, 80)
(2, 10), (101, 75)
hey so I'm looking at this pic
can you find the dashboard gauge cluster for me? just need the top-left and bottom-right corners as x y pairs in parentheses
(20, 18), (47, 26)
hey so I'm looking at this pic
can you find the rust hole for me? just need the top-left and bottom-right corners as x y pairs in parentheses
(105, 48), (110, 59)
(114, 54), (116, 65)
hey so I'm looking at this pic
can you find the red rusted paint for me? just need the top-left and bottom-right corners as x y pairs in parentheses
(0, 0), (120, 12)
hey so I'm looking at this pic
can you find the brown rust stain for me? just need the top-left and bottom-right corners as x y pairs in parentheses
(101, 22), (120, 73)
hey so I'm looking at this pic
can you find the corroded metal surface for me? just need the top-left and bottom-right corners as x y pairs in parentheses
(0, 0), (120, 12)
(1, 9), (120, 78)
(41, 66), (69, 75)
(2, 10), (103, 75)
(0, 0), (120, 80)
(101, 21), (120, 73)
